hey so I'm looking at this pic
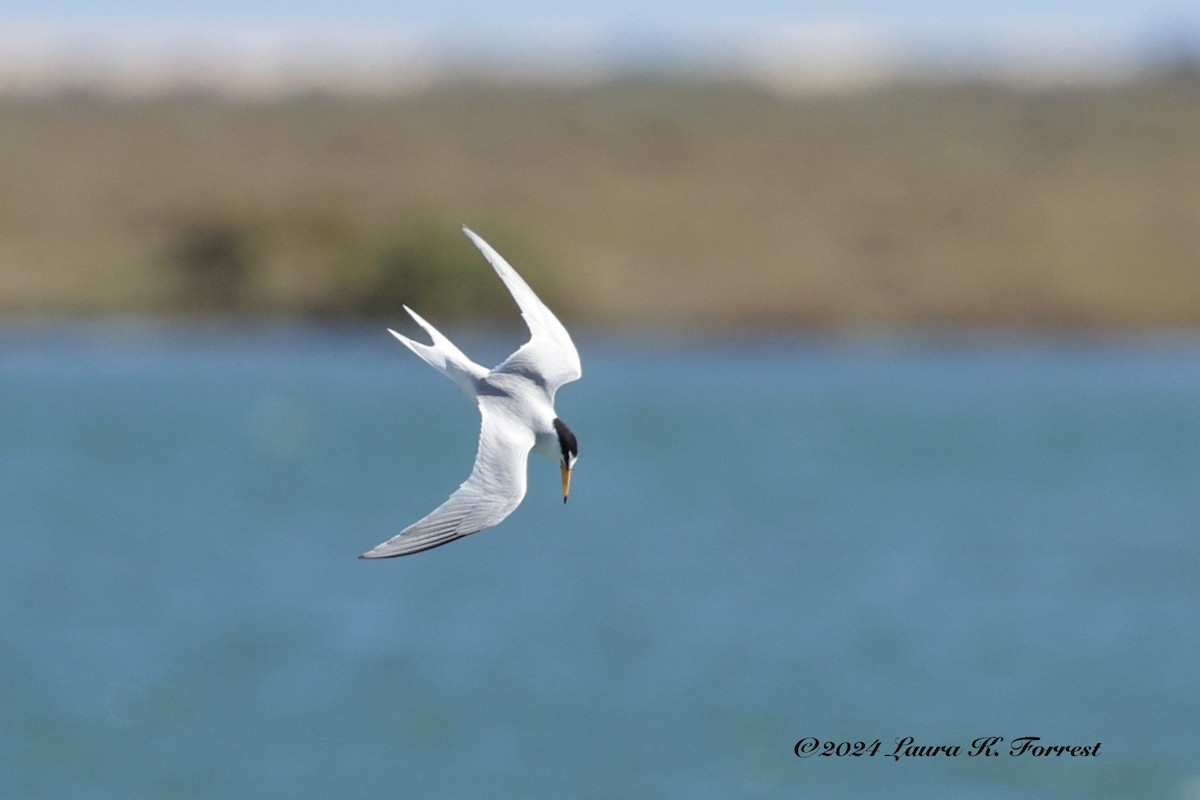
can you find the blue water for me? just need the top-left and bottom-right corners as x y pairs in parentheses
(1, 322), (1198, 799)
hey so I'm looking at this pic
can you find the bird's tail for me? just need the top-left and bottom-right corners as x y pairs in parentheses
(389, 306), (487, 399)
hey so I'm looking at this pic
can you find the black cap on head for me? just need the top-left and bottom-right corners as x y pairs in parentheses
(552, 418), (577, 463)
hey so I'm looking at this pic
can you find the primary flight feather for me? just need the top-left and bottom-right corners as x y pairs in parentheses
(359, 227), (581, 559)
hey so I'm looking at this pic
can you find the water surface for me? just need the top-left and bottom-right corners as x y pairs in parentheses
(1, 323), (1197, 799)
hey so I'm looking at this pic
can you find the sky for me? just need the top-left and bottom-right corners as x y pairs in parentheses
(1, 0), (1193, 26)
(1, 0), (1197, 92)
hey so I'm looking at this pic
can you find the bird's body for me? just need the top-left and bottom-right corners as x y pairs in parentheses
(359, 227), (580, 559)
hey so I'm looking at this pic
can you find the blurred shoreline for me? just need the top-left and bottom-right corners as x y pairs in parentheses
(1, 70), (1197, 331)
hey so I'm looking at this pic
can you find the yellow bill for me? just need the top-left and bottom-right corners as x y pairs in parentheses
(560, 461), (572, 503)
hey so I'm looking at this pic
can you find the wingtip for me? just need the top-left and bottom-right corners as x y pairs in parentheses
(461, 226), (483, 248)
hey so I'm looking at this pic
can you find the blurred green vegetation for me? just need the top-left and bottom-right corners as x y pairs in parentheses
(1, 73), (1198, 329)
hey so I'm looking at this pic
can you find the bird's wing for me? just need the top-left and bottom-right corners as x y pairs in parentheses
(462, 227), (582, 400)
(359, 397), (534, 559)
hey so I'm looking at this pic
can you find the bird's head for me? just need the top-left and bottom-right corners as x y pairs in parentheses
(552, 418), (578, 503)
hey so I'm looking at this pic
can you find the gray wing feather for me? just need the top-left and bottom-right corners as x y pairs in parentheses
(359, 399), (534, 558)
(462, 227), (582, 399)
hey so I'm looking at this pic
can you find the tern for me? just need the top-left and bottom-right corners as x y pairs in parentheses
(359, 227), (581, 559)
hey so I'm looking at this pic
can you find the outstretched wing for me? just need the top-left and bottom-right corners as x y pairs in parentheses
(360, 397), (535, 559)
(462, 227), (582, 401)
